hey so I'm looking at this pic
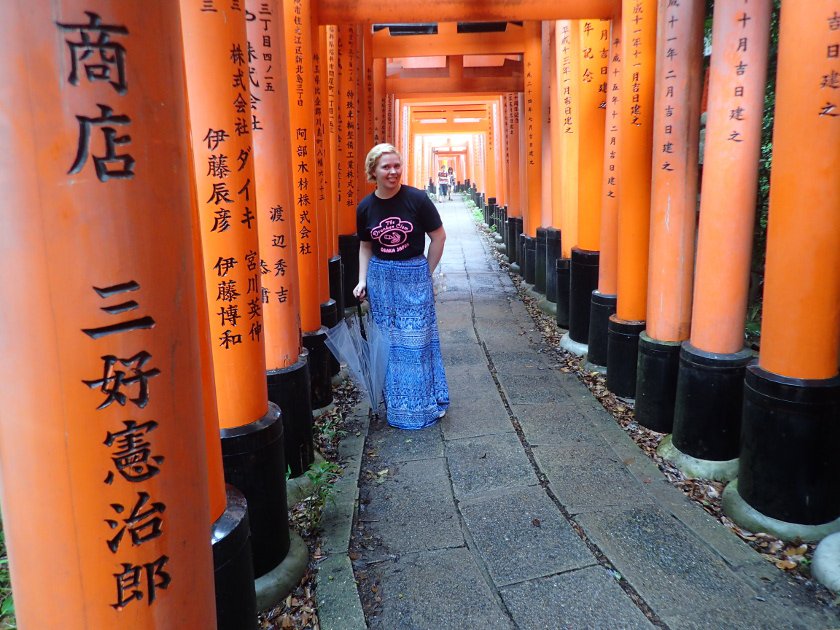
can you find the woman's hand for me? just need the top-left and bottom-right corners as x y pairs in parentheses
(353, 281), (367, 301)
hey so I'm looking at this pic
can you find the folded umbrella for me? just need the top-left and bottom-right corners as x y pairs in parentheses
(325, 303), (389, 418)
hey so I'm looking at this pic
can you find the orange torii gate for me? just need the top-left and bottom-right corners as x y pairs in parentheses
(7, 0), (840, 627)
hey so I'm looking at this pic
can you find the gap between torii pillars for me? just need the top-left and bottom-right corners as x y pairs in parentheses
(606, 0), (657, 398)
(246, 0), (316, 480)
(665, 0), (770, 480)
(587, 15), (622, 368)
(634, 0), (704, 433)
(565, 18), (609, 350)
(723, 1), (840, 541)
(180, 1), (291, 587)
(0, 2), (224, 627)
(335, 24), (361, 311)
(282, 0), (333, 411)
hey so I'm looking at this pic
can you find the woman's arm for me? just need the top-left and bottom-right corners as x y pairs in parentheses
(426, 226), (446, 275)
(353, 240), (374, 301)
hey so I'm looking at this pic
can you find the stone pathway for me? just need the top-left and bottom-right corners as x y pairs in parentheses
(317, 197), (839, 630)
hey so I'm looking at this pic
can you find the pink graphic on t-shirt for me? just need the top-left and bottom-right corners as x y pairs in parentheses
(371, 217), (414, 253)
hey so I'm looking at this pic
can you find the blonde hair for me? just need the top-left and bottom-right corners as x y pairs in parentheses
(365, 143), (402, 183)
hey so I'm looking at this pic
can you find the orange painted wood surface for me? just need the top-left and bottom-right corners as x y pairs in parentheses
(523, 21), (544, 236)
(317, 0), (620, 24)
(495, 96), (508, 207)
(557, 20), (580, 255)
(759, 1), (840, 379)
(247, 0), (303, 369)
(549, 25), (563, 228)
(282, 0), (324, 332)
(312, 19), (333, 302)
(645, 0), (705, 342)
(181, 0), (269, 428)
(336, 24), (360, 235)
(616, 0), (657, 322)
(597, 17), (622, 295)
(690, 0), (771, 353)
(373, 58), (387, 146)
(319, 25), (339, 258)
(0, 2), (216, 626)
(372, 21), (526, 59)
(576, 19), (609, 251)
(506, 93), (523, 218)
(485, 104), (499, 200)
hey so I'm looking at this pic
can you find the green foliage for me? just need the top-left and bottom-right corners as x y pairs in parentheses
(300, 460), (342, 531)
(0, 530), (16, 629)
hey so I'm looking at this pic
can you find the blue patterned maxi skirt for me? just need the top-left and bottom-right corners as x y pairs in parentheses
(367, 255), (450, 430)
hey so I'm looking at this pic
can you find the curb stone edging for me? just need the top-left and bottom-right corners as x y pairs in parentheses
(316, 402), (370, 630)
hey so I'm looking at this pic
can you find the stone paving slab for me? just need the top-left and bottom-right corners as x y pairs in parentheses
(366, 423), (445, 463)
(358, 456), (463, 556)
(574, 505), (835, 629)
(440, 394), (513, 440)
(459, 486), (595, 587)
(500, 566), (656, 630)
(534, 443), (653, 514)
(482, 348), (551, 367)
(444, 365), (499, 398)
(445, 431), (539, 500)
(440, 342), (487, 366)
(512, 402), (601, 446)
(367, 548), (515, 630)
(438, 326), (480, 346)
(498, 373), (575, 405)
(470, 298), (526, 321)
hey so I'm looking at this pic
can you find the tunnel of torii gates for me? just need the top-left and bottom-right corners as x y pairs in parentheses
(0, 0), (837, 627)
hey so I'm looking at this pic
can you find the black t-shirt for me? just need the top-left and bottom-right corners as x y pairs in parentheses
(356, 185), (443, 260)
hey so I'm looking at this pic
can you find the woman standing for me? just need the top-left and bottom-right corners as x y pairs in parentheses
(353, 144), (450, 429)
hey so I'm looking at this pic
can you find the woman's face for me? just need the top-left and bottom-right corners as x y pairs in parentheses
(374, 153), (402, 192)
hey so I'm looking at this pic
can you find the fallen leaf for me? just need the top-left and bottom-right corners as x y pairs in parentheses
(784, 544), (808, 557)
(775, 559), (797, 570)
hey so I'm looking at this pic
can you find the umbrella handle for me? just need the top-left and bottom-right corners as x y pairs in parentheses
(356, 299), (367, 341)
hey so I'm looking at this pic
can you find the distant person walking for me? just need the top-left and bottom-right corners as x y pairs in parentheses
(447, 166), (455, 199)
(353, 144), (450, 429)
(437, 165), (450, 201)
